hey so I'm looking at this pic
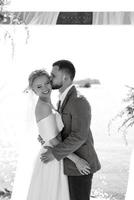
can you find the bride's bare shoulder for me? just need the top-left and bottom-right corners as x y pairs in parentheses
(35, 100), (52, 121)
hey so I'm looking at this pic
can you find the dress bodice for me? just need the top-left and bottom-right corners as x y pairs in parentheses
(37, 112), (63, 142)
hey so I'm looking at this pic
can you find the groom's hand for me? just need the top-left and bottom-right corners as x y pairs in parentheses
(40, 146), (55, 163)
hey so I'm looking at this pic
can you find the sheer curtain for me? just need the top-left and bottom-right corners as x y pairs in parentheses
(14, 11), (134, 25)
(14, 12), (59, 24)
(93, 12), (134, 24)
(125, 150), (134, 200)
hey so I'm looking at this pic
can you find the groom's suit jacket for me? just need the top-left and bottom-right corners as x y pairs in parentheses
(52, 86), (101, 176)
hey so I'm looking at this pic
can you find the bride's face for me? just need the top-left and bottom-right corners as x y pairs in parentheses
(32, 75), (52, 98)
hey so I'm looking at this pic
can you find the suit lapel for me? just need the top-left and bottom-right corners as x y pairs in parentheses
(60, 86), (76, 112)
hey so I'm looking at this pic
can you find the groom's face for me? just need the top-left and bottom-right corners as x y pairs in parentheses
(51, 66), (65, 90)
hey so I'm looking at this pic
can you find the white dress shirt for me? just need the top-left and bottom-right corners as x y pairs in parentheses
(59, 84), (74, 107)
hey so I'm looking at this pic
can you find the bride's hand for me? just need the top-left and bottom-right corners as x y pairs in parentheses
(75, 158), (91, 175)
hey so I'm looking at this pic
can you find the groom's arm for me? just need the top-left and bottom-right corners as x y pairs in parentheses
(51, 97), (91, 161)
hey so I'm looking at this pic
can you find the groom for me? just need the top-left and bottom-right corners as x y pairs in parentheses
(41, 60), (101, 200)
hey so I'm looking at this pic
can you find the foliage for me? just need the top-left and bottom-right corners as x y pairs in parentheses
(0, 1), (30, 58)
(108, 85), (134, 139)
(0, 0), (22, 24)
(0, 143), (17, 199)
(0, 0), (10, 11)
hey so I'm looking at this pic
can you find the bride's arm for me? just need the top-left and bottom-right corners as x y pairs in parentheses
(49, 137), (91, 175)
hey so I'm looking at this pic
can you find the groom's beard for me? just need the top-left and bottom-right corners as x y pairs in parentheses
(51, 83), (63, 90)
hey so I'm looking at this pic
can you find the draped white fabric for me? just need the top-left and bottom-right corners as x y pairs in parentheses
(13, 11), (134, 25)
(93, 12), (134, 24)
(15, 12), (59, 24)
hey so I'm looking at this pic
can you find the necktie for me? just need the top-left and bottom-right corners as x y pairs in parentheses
(57, 100), (61, 112)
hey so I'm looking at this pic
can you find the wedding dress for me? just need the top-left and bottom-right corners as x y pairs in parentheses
(11, 111), (70, 200)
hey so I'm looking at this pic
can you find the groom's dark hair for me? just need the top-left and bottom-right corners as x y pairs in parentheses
(52, 60), (76, 81)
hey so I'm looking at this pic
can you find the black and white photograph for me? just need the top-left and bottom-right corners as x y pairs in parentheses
(0, 1), (134, 200)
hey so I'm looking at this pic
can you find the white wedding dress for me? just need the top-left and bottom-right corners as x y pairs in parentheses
(11, 112), (70, 200)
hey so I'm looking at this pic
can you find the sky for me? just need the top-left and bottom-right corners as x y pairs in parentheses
(9, 26), (134, 90)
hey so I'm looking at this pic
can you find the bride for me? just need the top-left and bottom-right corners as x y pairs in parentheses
(11, 69), (91, 200)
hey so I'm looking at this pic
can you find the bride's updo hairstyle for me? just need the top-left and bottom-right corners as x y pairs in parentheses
(28, 69), (50, 91)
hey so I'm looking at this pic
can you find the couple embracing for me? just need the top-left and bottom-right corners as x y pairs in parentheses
(12, 60), (101, 200)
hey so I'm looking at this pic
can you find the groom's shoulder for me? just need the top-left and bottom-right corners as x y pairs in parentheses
(70, 90), (90, 107)
(75, 89), (88, 101)
(69, 95), (90, 115)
